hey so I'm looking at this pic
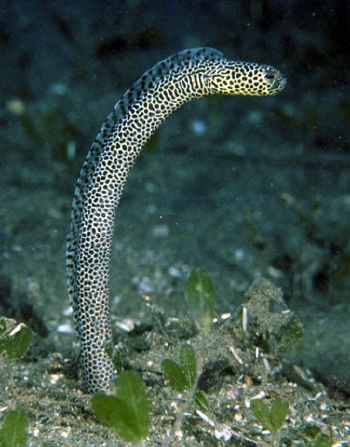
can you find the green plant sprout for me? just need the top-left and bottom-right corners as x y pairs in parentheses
(0, 317), (32, 359)
(250, 397), (288, 445)
(250, 397), (289, 433)
(161, 344), (246, 442)
(0, 319), (31, 447)
(161, 344), (212, 419)
(91, 371), (149, 444)
(185, 267), (216, 333)
(309, 433), (333, 446)
(302, 425), (333, 447)
(0, 406), (29, 447)
(311, 433), (332, 447)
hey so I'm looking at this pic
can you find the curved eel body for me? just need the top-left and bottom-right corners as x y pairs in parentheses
(66, 47), (286, 393)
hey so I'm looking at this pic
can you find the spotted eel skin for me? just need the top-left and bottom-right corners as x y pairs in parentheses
(66, 47), (286, 393)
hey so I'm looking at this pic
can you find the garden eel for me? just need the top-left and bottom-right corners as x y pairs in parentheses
(66, 47), (286, 393)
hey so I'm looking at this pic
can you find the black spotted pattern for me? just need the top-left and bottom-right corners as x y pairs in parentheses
(66, 47), (286, 393)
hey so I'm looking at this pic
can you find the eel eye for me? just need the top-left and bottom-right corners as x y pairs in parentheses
(264, 69), (276, 82)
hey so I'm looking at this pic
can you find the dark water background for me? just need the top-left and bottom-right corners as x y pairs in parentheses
(0, 0), (349, 425)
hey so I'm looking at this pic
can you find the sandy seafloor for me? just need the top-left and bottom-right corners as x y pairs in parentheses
(0, 1), (349, 445)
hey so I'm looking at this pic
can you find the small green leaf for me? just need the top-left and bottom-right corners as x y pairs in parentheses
(270, 397), (288, 431)
(251, 398), (288, 433)
(91, 395), (124, 429)
(115, 371), (149, 430)
(276, 320), (304, 354)
(250, 399), (273, 432)
(161, 359), (188, 392)
(0, 318), (32, 359)
(185, 268), (216, 333)
(91, 371), (149, 443)
(91, 395), (140, 442)
(179, 344), (196, 388)
(195, 389), (212, 416)
(314, 433), (332, 447)
(304, 425), (321, 439)
(0, 406), (29, 447)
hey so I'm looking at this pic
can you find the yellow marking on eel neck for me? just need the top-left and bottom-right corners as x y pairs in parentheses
(66, 47), (286, 393)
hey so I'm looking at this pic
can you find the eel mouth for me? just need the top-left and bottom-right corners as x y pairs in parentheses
(274, 72), (287, 93)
